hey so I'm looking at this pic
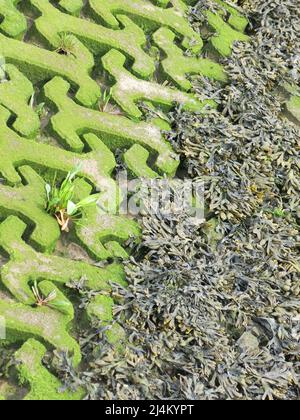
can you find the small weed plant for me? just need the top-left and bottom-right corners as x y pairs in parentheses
(55, 33), (76, 56)
(98, 88), (116, 113)
(32, 281), (57, 307)
(45, 166), (98, 232)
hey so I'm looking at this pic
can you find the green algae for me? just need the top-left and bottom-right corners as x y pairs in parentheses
(0, 32), (99, 107)
(0, 0), (27, 39)
(15, 339), (84, 400)
(213, 0), (248, 32)
(124, 144), (159, 178)
(44, 77), (179, 176)
(0, 106), (121, 199)
(286, 95), (300, 123)
(0, 165), (60, 253)
(30, 0), (155, 79)
(73, 179), (141, 261)
(0, 292), (81, 365)
(0, 216), (126, 305)
(88, 0), (203, 52)
(0, 65), (40, 138)
(153, 27), (227, 91)
(55, 0), (83, 16)
(86, 295), (126, 346)
(102, 49), (216, 118)
(206, 10), (249, 56)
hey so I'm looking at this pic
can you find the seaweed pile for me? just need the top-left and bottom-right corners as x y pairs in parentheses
(47, 0), (299, 400)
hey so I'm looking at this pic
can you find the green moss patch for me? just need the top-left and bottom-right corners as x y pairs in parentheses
(286, 95), (300, 122)
(153, 27), (227, 91)
(0, 65), (40, 138)
(44, 77), (179, 176)
(88, 0), (203, 52)
(0, 166), (60, 253)
(0, 294), (81, 365)
(0, 32), (99, 107)
(15, 339), (84, 400)
(102, 49), (216, 118)
(0, 216), (126, 305)
(74, 179), (141, 261)
(0, 0), (27, 39)
(30, 0), (155, 78)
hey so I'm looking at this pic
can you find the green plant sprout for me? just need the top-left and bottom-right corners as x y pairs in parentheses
(264, 205), (287, 219)
(30, 93), (47, 119)
(55, 33), (76, 57)
(45, 165), (99, 232)
(273, 208), (286, 218)
(98, 88), (115, 112)
(32, 281), (57, 307)
(35, 102), (46, 118)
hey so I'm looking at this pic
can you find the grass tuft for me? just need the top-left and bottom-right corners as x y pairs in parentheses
(45, 165), (98, 232)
